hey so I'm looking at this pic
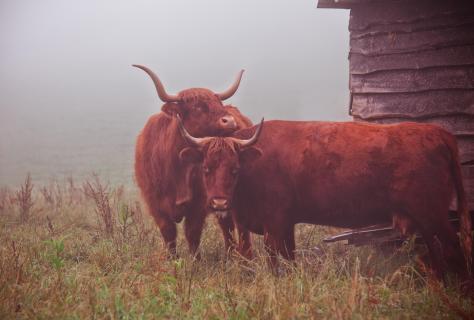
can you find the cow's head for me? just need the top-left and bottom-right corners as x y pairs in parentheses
(177, 115), (264, 218)
(133, 64), (244, 137)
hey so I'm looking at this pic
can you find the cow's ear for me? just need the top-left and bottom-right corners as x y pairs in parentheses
(239, 147), (262, 164)
(179, 147), (203, 163)
(162, 102), (180, 116)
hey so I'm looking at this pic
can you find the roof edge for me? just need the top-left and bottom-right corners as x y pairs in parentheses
(317, 0), (359, 9)
(317, 0), (411, 9)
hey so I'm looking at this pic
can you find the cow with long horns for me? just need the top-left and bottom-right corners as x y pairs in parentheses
(133, 65), (252, 257)
(178, 118), (472, 279)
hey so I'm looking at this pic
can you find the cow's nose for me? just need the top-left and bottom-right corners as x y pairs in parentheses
(219, 115), (237, 129)
(211, 198), (228, 210)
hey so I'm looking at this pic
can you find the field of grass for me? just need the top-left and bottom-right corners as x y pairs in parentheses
(0, 175), (473, 319)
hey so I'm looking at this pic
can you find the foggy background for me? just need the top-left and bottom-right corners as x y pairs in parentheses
(0, 0), (349, 187)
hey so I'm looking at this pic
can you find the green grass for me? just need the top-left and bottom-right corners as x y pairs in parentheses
(0, 175), (472, 319)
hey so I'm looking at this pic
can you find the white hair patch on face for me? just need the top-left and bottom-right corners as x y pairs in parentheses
(213, 211), (228, 219)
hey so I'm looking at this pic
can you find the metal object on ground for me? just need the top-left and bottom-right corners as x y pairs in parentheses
(323, 212), (474, 246)
(323, 224), (405, 246)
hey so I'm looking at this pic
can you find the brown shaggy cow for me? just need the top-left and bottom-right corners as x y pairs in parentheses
(178, 119), (472, 278)
(133, 65), (252, 257)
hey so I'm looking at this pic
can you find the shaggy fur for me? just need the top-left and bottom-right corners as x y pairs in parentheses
(193, 120), (472, 278)
(135, 88), (252, 256)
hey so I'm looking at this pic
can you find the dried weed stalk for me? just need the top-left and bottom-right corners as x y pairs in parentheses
(82, 174), (114, 235)
(15, 174), (34, 222)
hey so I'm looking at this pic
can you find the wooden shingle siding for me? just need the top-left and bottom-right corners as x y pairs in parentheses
(347, 0), (474, 209)
(350, 13), (474, 36)
(350, 45), (474, 74)
(349, 2), (474, 31)
(352, 90), (474, 120)
(350, 25), (474, 56)
(458, 139), (474, 164)
(351, 66), (474, 93)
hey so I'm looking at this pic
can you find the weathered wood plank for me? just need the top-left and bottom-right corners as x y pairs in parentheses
(351, 91), (474, 118)
(350, 24), (474, 56)
(349, 1), (474, 31)
(459, 139), (474, 163)
(461, 165), (474, 210)
(464, 166), (474, 177)
(350, 66), (474, 93)
(350, 45), (474, 74)
(350, 13), (474, 38)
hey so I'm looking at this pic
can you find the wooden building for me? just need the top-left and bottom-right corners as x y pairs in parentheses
(318, 0), (474, 210)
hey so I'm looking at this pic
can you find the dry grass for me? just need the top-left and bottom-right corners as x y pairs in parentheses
(0, 175), (473, 319)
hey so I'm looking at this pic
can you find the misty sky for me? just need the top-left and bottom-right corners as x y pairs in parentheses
(0, 0), (349, 186)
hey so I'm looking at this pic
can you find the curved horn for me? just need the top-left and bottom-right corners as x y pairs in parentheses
(231, 118), (264, 148)
(217, 69), (245, 100)
(176, 115), (211, 147)
(132, 64), (180, 102)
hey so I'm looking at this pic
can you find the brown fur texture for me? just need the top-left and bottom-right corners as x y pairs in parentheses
(191, 120), (472, 278)
(134, 87), (252, 256)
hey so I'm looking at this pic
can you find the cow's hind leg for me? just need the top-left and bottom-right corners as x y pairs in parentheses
(417, 215), (467, 280)
(419, 228), (447, 279)
(430, 220), (467, 278)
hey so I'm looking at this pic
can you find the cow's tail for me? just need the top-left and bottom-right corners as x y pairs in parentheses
(446, 133), (472, 274)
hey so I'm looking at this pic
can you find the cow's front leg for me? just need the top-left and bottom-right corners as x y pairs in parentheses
(154, 215), (178, 258)
(264, 230), (280, 271)
(217, 214), (236, 253)
(264, 225), (295, 257)
(236, 223), (253, 259)
(184, 211), (206, 258)
(279, 226), (295, 261)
